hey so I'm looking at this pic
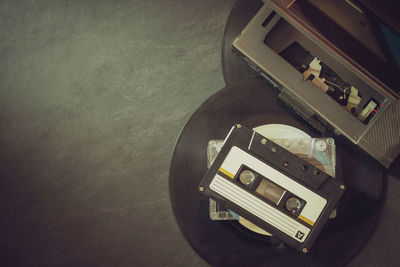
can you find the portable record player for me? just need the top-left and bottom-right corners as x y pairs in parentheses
(232, 0), (400, 167)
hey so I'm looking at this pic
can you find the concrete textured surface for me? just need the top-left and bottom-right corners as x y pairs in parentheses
(0, 0), (233, 265)
(0, 0), (399, 266)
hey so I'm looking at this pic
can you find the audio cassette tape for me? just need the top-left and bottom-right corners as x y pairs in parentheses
(198, 124), (345, 253)
(207, 136), (338, 221)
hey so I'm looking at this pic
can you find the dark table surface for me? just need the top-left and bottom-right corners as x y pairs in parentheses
(0, 0), (398, 265)
(0, 0), (235, 266)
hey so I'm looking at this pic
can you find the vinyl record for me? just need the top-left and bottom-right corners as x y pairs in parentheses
(169, 78), (385, 267)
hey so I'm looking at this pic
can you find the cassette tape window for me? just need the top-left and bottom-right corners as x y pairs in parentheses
(256, 178), (285, 204)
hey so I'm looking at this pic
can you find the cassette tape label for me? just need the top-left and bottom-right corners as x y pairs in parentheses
(219, 146), (327, 225)
(210, 174), (311, 242)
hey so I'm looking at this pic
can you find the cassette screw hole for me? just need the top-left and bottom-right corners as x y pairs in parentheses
(313, 170), (319, 175)
(303, 248), (308, 253)
(261, 138), (267, 145)
(283, 162), (289, 168)
(340, 185), (345, 190)
(316, 140), (327, 151)
(271, 147), (277, 152)
(236, 124), (242, 128)
(199, 186), (205, 192)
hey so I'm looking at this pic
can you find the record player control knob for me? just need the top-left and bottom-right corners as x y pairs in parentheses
(239, 170), (256, 186)
(286, 197), (301, 215)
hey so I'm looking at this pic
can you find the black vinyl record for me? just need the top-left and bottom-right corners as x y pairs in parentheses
(169, 79), (385, 267)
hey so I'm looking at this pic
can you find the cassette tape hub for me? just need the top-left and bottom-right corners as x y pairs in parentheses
(199, 124), (345, 253)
